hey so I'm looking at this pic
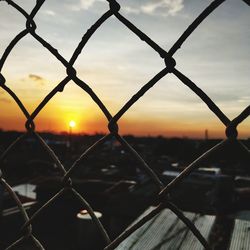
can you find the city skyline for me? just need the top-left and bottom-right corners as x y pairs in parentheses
(0, 0), (249, 138)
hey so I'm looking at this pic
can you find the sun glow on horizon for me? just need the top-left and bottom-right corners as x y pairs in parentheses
(69, 120), (76, 128)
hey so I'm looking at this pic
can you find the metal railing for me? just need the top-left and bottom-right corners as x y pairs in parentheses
(0, 0), (249, 249)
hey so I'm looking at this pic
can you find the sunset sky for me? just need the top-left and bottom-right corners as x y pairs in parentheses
(0, 0), (249, 138)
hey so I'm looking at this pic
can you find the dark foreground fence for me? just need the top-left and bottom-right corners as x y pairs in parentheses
(0, 0), (249, 249)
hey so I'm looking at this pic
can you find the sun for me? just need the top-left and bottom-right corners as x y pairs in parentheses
(69, 120), (76, 128)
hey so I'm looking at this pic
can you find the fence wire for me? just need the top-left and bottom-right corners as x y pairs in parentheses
(0, 0), (249, 249)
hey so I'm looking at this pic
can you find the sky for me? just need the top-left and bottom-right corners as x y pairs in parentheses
(0, 0), (249, 138)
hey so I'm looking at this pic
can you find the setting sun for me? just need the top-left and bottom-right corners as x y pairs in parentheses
(69, 120), (76, 128)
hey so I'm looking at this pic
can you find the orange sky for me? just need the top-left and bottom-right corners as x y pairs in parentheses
(1, 85), (249, 139)
(0, 65), (249, 139)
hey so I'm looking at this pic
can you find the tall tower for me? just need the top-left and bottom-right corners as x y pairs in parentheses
(205, 129), (209, 140)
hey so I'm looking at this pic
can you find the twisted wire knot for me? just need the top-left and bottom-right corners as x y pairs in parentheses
(26, 18), (37, 32)
(164, 55), (176, 73)
(108, 0), (120, 14)
(25, 119), (36, 132)
(225, 123), (238, 139)
(108, 120), (119, 134)
(62, 176), (73, 188)
(66, 66), (77, 78)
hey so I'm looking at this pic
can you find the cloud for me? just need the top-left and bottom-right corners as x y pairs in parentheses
(122, 6), (140, 15)
(28, 74), (45, 85)
(143, 0), (184, 16)
(67, 0), (104, 11)
(80, 0), (101, 10)
(43, 10), (56, 16)
(124, 0), (184, 16)
(67, 0), (184, 16)
(29, 74), (43, 81)
(238, 96), (250, 103)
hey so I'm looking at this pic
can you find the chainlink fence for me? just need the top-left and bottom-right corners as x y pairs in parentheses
(0, 0), (249, 249)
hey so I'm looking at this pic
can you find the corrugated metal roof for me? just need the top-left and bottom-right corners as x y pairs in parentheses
(116, 207), (215, 250)
(230, 219), (250, 249)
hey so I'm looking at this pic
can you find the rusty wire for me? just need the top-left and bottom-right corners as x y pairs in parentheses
(0, 0), (249, 249)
